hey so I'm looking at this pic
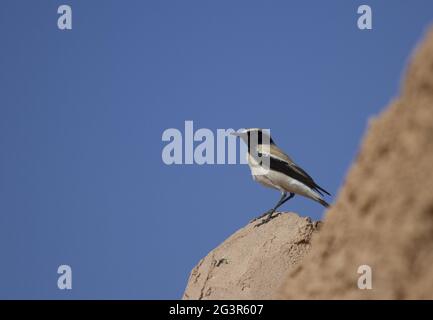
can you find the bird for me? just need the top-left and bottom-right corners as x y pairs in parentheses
(231, 128), (331, 227)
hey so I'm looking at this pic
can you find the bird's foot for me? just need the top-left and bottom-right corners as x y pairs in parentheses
(250, 209), (274, 223)
(254, 210), (281, 227)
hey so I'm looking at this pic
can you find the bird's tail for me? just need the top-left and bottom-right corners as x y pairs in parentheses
(317, 198), (330, 208)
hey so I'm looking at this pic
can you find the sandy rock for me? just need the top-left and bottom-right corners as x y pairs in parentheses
(183, 213), (320, 300)
(280, 27), (433, 299)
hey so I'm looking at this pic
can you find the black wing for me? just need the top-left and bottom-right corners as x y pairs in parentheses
(262, 154), (331, 196)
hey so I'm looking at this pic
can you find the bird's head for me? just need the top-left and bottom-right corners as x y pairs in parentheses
(230, 128), (274, 145)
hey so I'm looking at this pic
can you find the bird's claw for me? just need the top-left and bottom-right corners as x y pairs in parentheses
(252, 210), (281, 227)
(250, 209), (274, 223)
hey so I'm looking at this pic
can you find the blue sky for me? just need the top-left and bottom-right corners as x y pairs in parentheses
(0, 1), (432, 299)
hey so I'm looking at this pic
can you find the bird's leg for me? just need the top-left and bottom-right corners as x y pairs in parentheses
(251, 192), (287, 223)
(251, 192), (286, 222)
(275, 192), (295, 210)
(254, 192), (295, 227)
